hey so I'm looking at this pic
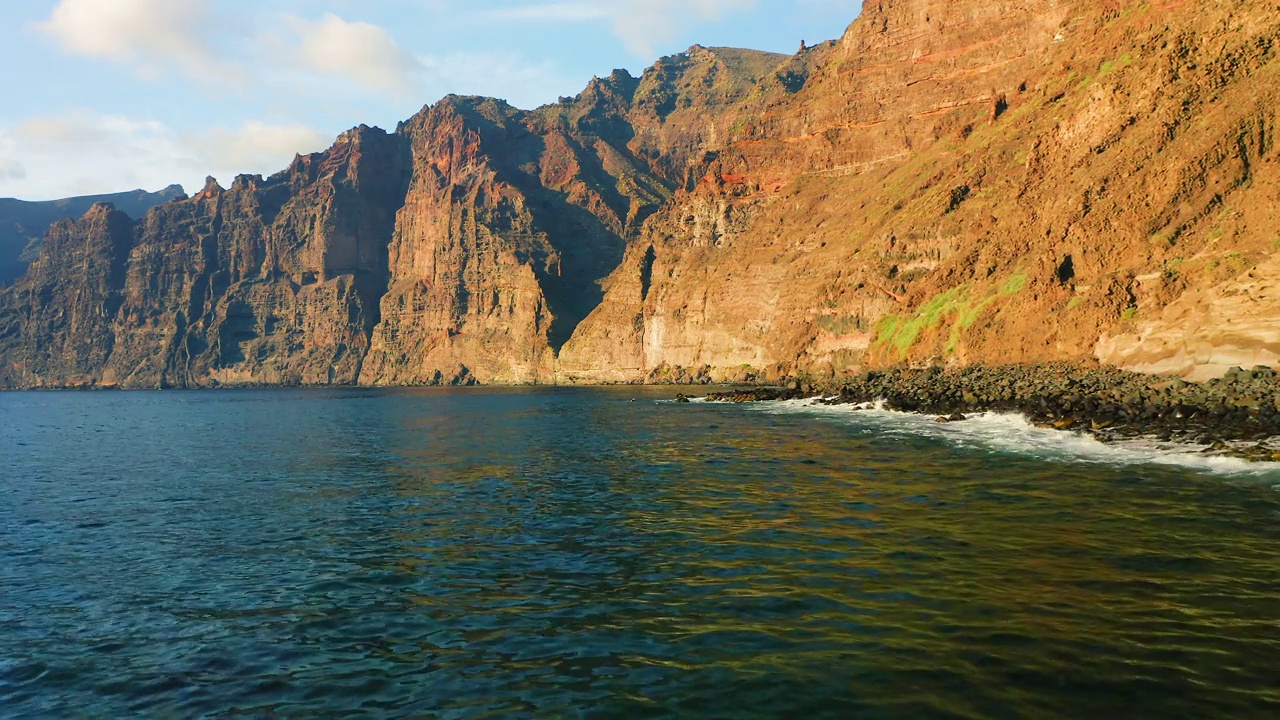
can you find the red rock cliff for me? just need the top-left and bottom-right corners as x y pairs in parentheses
(5, 0), (1280, 387)
(561, 0), (1280, 383)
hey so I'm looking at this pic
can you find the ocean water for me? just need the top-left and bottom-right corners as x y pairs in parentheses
(2, 387), (1279, 718)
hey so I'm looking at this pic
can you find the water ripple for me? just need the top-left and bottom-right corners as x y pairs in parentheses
(1, 387), (1279, 718)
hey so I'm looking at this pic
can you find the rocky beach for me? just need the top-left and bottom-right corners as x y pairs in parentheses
(707, 363), (1280, 462)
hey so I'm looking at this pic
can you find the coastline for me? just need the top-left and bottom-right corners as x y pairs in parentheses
(706, 363), (1280, 463)
(13, 361), (1280, 464)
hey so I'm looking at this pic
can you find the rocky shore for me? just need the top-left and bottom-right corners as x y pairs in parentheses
(705, 364), (1280, 462)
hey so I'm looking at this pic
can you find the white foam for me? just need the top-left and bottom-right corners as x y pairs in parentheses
(748, 398), (1280, 478)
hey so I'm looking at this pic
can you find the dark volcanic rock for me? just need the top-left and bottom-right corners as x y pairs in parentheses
(710, 363), (1280, 462)
(0, 203), (134, 387)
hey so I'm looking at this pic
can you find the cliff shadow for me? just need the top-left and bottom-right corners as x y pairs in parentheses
(504, 139), (636, 353)
(526, 190), (628, 352)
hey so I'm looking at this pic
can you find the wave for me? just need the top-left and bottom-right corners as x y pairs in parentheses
(744, 398), (1280, 478)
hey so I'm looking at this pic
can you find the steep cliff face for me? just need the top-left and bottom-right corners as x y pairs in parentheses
(0, 44), (792, 388)
(359, 98), (565, 386)
(0, 204), (133, 387)
(1, 126), (410, 387)
(7, 0), (1280, 388)
(102, 126), (411, 388)
(360, 47), (798, 386)
(561, 0), (1280, 383)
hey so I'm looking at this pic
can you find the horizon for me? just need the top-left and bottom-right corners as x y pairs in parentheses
(0, 1), (862, 203)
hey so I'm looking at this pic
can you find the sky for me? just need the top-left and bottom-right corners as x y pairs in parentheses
(0, 0), (862, 201)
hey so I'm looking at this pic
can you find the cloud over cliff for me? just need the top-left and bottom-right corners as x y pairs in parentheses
(485, 0), (758, 56)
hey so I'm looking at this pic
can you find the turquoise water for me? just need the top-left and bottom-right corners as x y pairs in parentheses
(2, 387), (1279, 718)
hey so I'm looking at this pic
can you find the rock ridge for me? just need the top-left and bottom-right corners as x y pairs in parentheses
(6, 0), (1280, 388)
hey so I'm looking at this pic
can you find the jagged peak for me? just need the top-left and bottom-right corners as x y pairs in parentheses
(577, 70), (641, 106)
(405, 94), (523, 131)
(432, 94), (510, 112)
(335, 123), (390, 145)
(230, 174), (263, 191)
(84, 201), (117, 217)
(196, 176), (224, 198)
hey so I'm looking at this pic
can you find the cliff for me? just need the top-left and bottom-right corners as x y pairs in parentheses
(5, 0), (1280, 388)
(562, 0), (1280, 383)
(0, 185), (185, 286)
(0, 127), (409, 388)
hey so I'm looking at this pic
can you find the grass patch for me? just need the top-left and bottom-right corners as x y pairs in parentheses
(1099, 53), (1133, 78)
(1001, 273), (1028, 295)
(875, 285), (969, 356)
(874, 273), (1029, 358)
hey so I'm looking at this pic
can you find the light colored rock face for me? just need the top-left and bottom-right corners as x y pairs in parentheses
(357, 50), (805, 386)
(1098, 256), (1280, 381)
(357, 100), (557, 386)
(557, 0), (1083, 382)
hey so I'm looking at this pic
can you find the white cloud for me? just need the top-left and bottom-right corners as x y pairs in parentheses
(0, 111), (333, 201)
(484, 2), (612, 22)
(0, 158), (26, 183)
(417, 51), (569, 109)
(36, 2), (430, 96)
(277, 13), (425, 99)
(184, 122), (332, 174)
(614, 0), (756, 56)
(35, 0), (234, 84)
(480, 0), (756, 56)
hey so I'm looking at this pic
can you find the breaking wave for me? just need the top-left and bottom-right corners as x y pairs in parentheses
(745, 398), (1280, 478)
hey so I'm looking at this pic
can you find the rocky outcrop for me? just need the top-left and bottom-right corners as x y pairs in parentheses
(7, 0), (1280, 387)
(1097, 255), (1280, 381)
(708, 363), (1280, 462)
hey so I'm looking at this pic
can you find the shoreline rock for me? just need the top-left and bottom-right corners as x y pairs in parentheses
(704, 363), (1280, 463)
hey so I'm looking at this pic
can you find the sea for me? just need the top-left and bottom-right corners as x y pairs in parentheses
(2, 387), (1279, 718)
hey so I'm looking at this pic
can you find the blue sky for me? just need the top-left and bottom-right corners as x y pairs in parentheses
(0, 1), (862, 201)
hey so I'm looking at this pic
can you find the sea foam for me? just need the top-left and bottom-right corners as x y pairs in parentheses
(748, 398), (1280, 478)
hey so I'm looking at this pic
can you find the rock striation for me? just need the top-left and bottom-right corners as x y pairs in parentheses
(6, 0), (1280, 388)
(562, 0), (1280, 384)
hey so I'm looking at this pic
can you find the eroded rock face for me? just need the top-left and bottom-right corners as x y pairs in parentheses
(0, 204), (133, 387)
(1, 126), (411, 388)
(0, 46), (786, 388)
(7, 0), (1280, 387)
(359, 48), (797, 385)
(1097, 255), (1280, 382)
(561, 0), (1280, 383)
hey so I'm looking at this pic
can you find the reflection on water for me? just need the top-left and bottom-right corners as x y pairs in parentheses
(2, 387), (1279, 718)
